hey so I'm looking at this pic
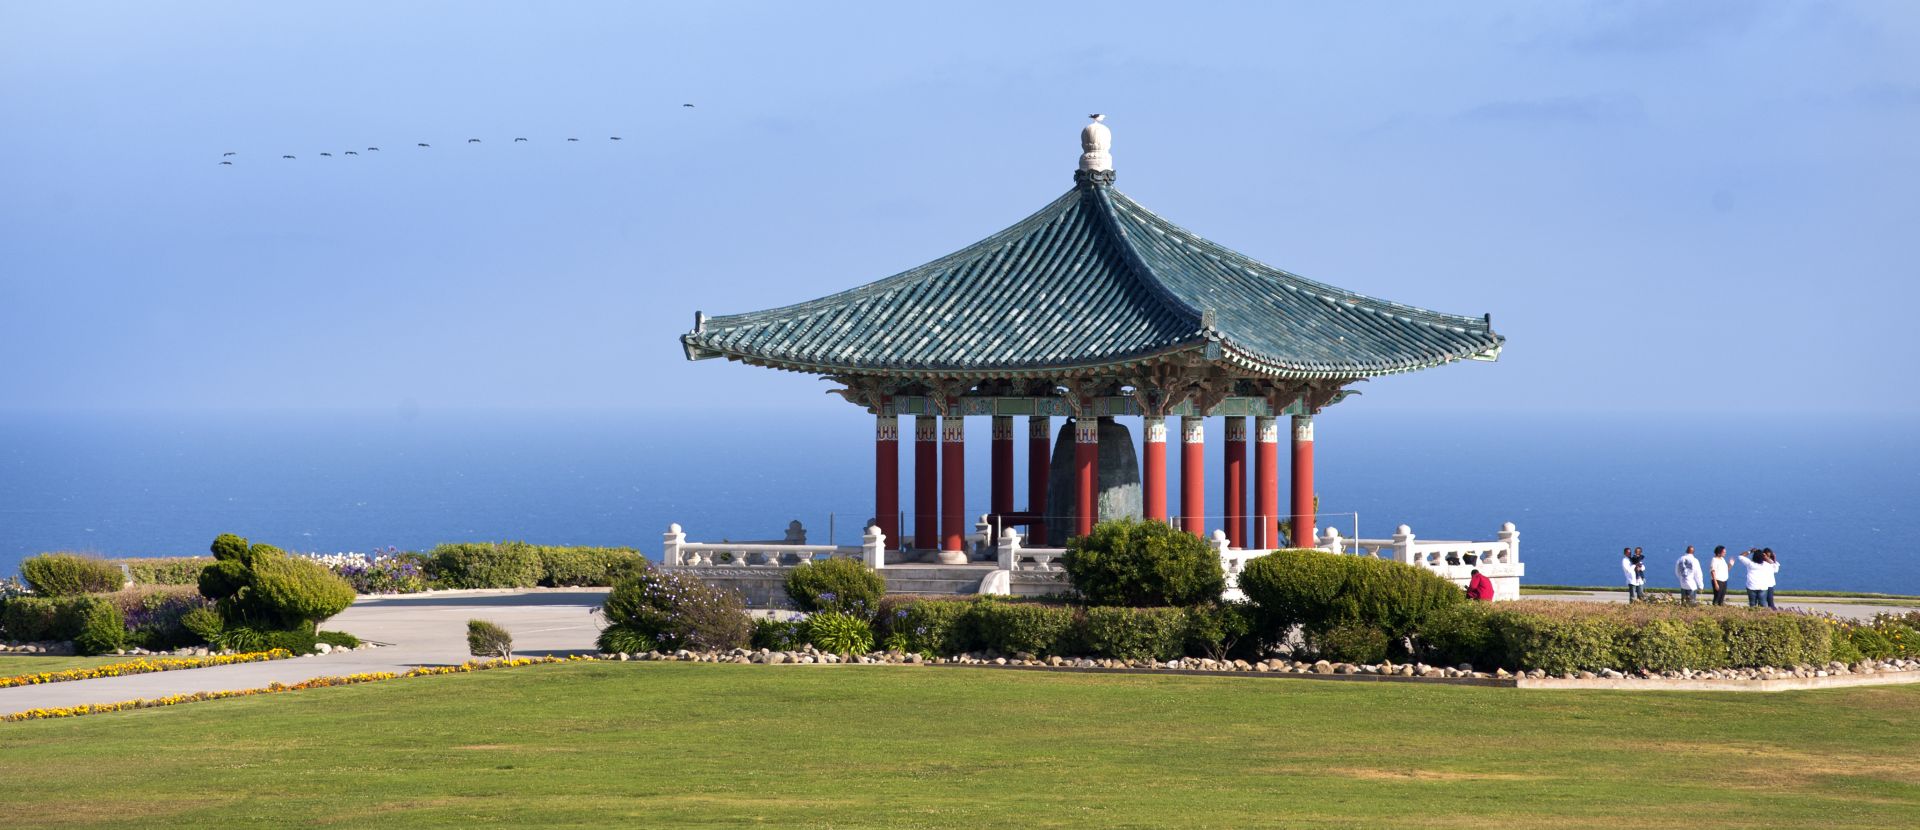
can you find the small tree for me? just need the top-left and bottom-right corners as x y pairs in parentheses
(198, 533), (355, 631)
(467, 619), (513, 660)
(1062, 518), (1225, 607)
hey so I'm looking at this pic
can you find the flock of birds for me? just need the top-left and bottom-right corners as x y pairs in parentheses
(216, 104), (694, 165)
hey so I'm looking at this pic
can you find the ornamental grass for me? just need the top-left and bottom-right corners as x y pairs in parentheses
(0, 649), (294, 689)
(2, 655), (596, 722)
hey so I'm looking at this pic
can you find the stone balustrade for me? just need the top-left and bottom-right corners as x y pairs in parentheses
(662, 523), (887, 570)
(1318, 523), (1524, 600)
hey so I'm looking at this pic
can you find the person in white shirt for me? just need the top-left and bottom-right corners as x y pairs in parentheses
(1621, 547), (1645, 602)
(1708, 546), (1731, 606)
(1734, 548), (1777, 608)
(1675, 546), (1704, 605)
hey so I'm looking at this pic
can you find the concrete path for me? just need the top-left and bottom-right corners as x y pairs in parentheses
(0, 588), (609, 714)
(1525, 590), (1913, 620)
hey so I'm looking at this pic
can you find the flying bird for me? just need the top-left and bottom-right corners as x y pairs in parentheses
(282, 155), (295, 159)
(222, 151), (237, 156)
(219, 161), (232, 165)
(417, 143), (430, 147)
(514, 137), (527, 142)
(468, 138), (480, 143)
(344, 151), (358, 155)
(566, 137), (579, 142)
(609, 136), (622, 141)
(682, 103), (694, 108)
(320, 152), (332, 157)
(367, 146), (380, 151)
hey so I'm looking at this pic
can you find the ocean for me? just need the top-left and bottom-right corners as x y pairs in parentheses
(1, 410), (1914, 594)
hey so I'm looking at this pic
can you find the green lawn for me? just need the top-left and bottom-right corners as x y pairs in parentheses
(0, 655), (126, 675)
(2, 663), (1917, 828)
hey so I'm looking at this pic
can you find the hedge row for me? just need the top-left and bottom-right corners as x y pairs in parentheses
(426, 542), (643, 589)
(113, 557), (209, 586)
(19, 553), (124, 596)
(873, 597), (1261, 662)
(1417, 601), (1840, 673)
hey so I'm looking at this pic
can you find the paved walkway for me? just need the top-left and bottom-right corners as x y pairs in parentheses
(1526, 590), (1912, 620)
(0, 588), (609, 714)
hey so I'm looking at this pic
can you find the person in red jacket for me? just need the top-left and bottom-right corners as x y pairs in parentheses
(1466, 568), (1495, 602)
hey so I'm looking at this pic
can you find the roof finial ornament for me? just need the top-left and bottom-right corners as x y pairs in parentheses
(1075, 114), (1115, 187)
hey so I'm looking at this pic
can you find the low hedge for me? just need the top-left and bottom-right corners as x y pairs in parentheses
(534, 546), (644, 588)
(873, 598), (1213, 662)
(20, 553), (125, 596)
(115, 557), (210, 586)
(1417, 600), (1835, 673)
(429, 542), (544, 589)
(785, 558), (886, 614)
(1238, 548), (1463, 655)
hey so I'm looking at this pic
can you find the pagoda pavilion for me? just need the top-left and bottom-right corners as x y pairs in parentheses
(682, 118), (1503, 565)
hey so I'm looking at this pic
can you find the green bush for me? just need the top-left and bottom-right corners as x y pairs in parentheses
(1310, 622), (1390, 664)
(260, 627), (319, 655)
(877, 597), (974, 656)
(1239, 548), (1464, 654)
(1081, 606), (1188, 661)
(69, 597), (126, 655)
(784, 558), (886, 614)
(1, 596), (63, 641)
(116, 557), (209, 586)
(751, 617), (807, 651)
(429, 542), (544, 589)
(600, 566), (750, 651)
(180, 606), (225, 644)
(597, 625), (657, 654)
(970, 601), (1079, 656)
(536, 546), (644, 587)
(806, 611), (875, 654)
(19, 553), (124, 597)
(1414, 603), (1501, 669)
(1184, 602), (1265, 661)
(106, 586), (213, 651)
(1062, 519), (1224, 608)
(197, 534), (355, 633)
(1416, 601), (1837, 673)
(316, 630), (361, 649)
(467, 619), (513, 659)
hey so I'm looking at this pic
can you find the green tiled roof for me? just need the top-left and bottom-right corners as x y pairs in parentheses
(682, 177), (1502, 379)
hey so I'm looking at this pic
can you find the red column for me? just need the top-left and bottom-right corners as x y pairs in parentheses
(990, 415), (1014, 538)
(1291, 415), (1315, 547)
(1073, 417), (1098, 537)
(1027, 416), (1050, 545)
(1142, 416), (1167, 522)
(1223, 416), (1246, 548)
(875, 413), (899, 550)
(1254, 416), (1280, 549)
(1181, 416), (1205, 536)
(940, 415), (968, 560)
(913, 415), (938, 551)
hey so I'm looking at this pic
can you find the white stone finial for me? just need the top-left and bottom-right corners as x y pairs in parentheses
(1079, 114), (1112, 172)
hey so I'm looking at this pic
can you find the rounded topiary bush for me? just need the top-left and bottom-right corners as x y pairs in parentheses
(599, 566), (750, 652)
(1239, 548), (1464, 653)
(197, 534), (355, 631)
(20, 553), (124, 597)
(69, 596), (126, 656)
(1062, 518), (1225, 608)
(784, 558), (885, 614)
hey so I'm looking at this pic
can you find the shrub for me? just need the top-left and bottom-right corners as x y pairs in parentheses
(428, 542), (543, 589)
(1062, 519), (1224, 608)
(334, 557), (431, 594)
(467, 619), (514, 659)
(260, 627), (319, 655)
(597, 626), (657, 654)
(877, 597), (974, 656)
(806, 611), (875, 654)
(970, 601), (1079, 656)
(20, 553), (124, 597)
(116, 557), (210, 586)
(1417, 601), (1838, 673)
(600, 566), (750, 651)
(180, 606), (225, 645)
(1414, 603), (1500, 669)
(1, 596), (62, 641)
(217, 626), (269, 653)
(537, 546), (645, 587)
(1310, 622), (1390, 664)
(785, 558), (886, 614)
(1239, 549), (1464, 654)
(1184, 602), (1265, 661)
(751, 617), (807, 651)
(69, 597), (126, 656)
(316, 630), (361, 649)
(110, 586), (214, 651)
(1081, 606), (1188, 661)
(197, 534), (355, 632)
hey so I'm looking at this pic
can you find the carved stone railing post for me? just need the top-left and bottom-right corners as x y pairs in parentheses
(1498, 522), (1520, 565)
(663, 523), (687, 568)
(1319, 526), (1345, 555)
(1392, 524), (1416, 566)
(999, 527), (1021, 570)
(863, 525), (887, 570)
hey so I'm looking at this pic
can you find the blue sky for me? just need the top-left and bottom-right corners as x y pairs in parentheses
(2, 1), (1916, 416)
